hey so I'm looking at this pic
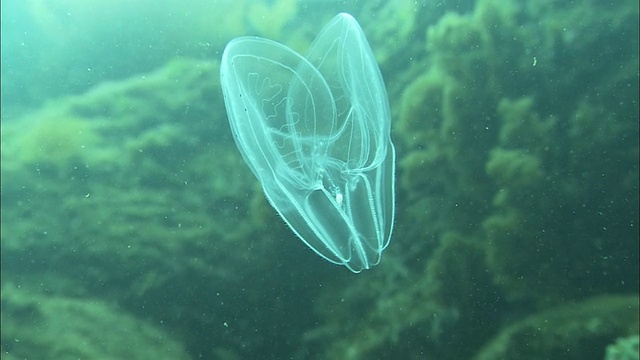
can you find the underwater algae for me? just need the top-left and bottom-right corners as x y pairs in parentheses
(2, 57), (319, 358)
(398, 0), (638, 303)
(1, 284), (190, 359)
(310, 0), (638, 359)
(474, 295), (639, 360)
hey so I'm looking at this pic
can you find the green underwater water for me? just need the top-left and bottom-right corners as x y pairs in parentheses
(1, 0), (638, 359)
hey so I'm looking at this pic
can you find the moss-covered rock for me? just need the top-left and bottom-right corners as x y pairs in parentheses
(474, 295), (639, 360)
(397, 0), (638, 306)
(1, 284), (190, 359)
(311, 0), (638, 358)
(1, 57), (320, 358)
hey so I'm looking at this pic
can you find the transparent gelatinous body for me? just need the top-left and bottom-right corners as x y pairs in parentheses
(220, 13), (395, 272)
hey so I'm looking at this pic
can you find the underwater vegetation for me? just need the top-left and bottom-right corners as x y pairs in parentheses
(309, 0), (639, 358)
(1, 284), (190, 359)
(1, 0), (638, 359)
(2, 58), (308, 358)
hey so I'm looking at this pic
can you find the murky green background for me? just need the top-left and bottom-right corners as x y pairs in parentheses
(2, 1), (638, 359)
